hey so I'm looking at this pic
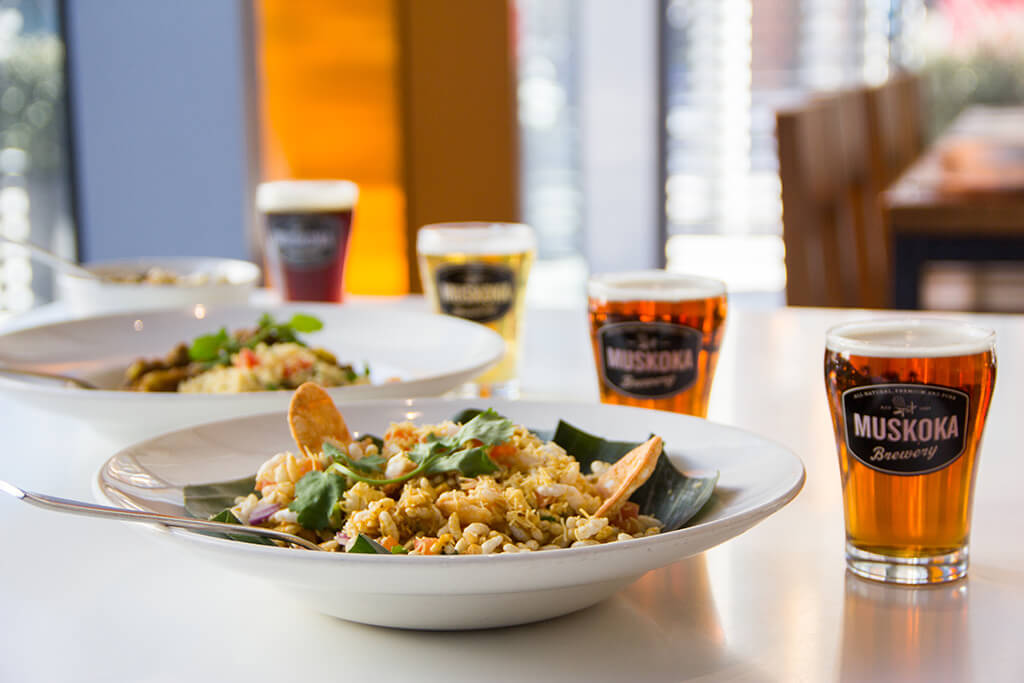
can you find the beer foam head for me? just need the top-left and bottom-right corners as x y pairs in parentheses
(256, 180), (358, 213)
(826, 318), (995, 358)
(416, 222), (536, 255)
(588, 271), (727, 302)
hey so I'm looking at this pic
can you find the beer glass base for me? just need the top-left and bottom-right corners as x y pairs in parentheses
(452, 379), (521, 400)
(846, 542), (968, 585)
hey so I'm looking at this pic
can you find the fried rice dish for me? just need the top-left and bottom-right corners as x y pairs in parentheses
(122, 313), (368, 393)
(222, 383), (664, 555)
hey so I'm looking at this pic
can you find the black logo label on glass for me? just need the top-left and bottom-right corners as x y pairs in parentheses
(598, 322), (703, 399)
(842, 383), (970, 475)
(267, 213), (345, 269)
(436, 264), (515, 323)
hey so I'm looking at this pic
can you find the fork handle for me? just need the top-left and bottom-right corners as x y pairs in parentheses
(16, 488), (324, 551)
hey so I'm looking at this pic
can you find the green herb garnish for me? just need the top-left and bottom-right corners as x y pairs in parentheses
(347, 533), (393, 554)
(288, 470), (348, 530)
(187, 313), (324, 364)
(324, 409), (510, 487)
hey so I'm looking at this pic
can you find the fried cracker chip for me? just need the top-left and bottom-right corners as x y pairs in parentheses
(288, 382), (351, 455)
(593, 436), (663, 519)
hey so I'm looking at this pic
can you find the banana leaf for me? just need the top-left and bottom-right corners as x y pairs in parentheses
(551, 420), (718, 531)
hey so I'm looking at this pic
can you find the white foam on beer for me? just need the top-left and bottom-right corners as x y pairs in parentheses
(256, 180), (358, 212)
(416, 223), (536, 255)
(826, 319), (995, 358)
(588, 271), (726, 302)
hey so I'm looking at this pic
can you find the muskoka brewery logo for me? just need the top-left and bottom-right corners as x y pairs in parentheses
(268, 213), (343, 267)
(435, 263), (515, 323)
(842, 383), (970, 475)
(598, 322), (703, 399)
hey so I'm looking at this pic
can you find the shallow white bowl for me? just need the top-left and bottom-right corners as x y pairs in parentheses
(57, 257), (261, 316)
(0, 304), (504, 440)
(96, 398), (805, 630)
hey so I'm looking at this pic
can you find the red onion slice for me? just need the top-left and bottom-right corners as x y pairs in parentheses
(248, 501), (281, 525)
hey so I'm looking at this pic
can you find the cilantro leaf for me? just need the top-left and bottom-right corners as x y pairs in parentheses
(205, 509), (276, 546)
(288, 471), (347, 530)
(420, 446), (498, 477)
(323, 442), (385, 474)
(453, 409), (514, 448)
(347, 533), (393, 554)
(189, 327), (230, 361)
(288, 313), (323, 333)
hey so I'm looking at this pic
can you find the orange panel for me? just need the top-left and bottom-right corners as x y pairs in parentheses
(257, 0), (407, 295)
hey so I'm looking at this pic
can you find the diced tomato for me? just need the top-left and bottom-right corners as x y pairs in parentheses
(379, 536), (399, 551)
(413, 537), (441, 555)
(618, 501), (640, 519)
(488, 443), (516, 462)
(281, 357), (313, 379)
(235, 348), (259, 369)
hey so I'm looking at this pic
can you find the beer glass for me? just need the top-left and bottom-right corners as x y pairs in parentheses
(256, 180), (358, 302)
(587, 271), (727, 417)
(824, 319), (996, 584)
(417, 222), (536, 398)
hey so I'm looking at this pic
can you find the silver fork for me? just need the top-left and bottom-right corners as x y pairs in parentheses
(0, 479), (324, 551)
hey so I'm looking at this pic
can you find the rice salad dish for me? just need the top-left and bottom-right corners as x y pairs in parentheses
(178, 342), (357, 393)
(122, 313), (369, 393)
(217, 384), (667, 555)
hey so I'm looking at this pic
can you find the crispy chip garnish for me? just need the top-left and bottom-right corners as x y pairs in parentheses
(593, 436), (663, 519)
(288, 382), (351, 455)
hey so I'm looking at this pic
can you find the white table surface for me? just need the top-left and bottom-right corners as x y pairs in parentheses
(2, 300), (1023, 682)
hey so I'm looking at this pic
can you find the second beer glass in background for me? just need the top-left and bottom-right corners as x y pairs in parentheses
(256, 180), (359, 302)
(587, 271), (728, 418)
(417, 222), (536, 398)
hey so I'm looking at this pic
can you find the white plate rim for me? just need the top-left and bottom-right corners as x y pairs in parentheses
(0, 302), (505, 401)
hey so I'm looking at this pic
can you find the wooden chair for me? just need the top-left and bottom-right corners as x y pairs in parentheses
(865, 72), (924, 188)
(834, 89), (891, 308)
(777, 92), (891, 308)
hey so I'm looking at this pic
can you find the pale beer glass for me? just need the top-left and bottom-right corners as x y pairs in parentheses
(417, 222), (536, 398)
(587, 271), (727, 417)
(825, 319), (996, 584)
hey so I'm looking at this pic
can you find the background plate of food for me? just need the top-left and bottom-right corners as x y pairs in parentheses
(95, 394), (805, 629)
(0, 303), (504, 440)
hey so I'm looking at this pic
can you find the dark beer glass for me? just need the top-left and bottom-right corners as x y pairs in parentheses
(825, 319), (996, 584)
(588, 272), (727, 417)
(256, 180), (358, 302)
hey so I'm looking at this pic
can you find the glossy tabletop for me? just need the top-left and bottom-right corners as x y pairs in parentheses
(2, 301), (1024, 682)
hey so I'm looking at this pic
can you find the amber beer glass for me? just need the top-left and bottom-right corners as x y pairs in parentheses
(825, 319), (996, 584)
(588, 272), (727, 417)
(256, 180), (358, 302)
(417, 222), (536, 398)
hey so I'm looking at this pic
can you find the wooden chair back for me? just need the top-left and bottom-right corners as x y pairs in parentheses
(834, 89), (891, 308)
(865, 72), (923, 188)
(777, 92), (891, 308)
(778, 99), (854, 307)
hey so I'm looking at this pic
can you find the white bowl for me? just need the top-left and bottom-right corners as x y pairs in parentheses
(0, 303), (504, 441)
(96, 398), (805, 630)
(57, 257), (261, 316)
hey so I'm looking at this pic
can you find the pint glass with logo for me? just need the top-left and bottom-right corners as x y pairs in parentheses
(256, 180), (358, 302)
(587, 272), (727, 417)
(417, 222), (536, 398)
(825, 319), (996, 584)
